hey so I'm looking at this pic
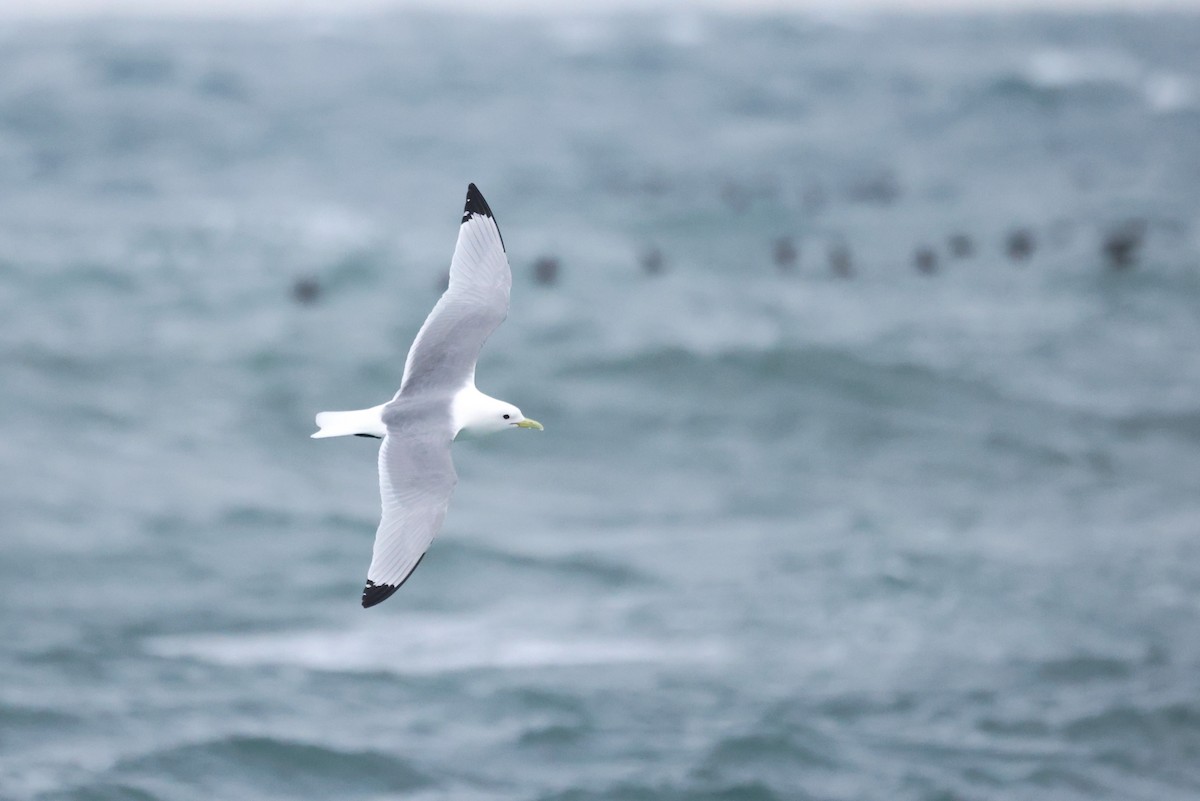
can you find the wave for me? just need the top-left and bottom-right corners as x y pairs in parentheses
(0, 703), (79, 750)
(1114, 409), (1200, 443)
(1063, 701), (1200, 742)
(37, 783), (163, 801)
(433, 540), (654, 588)
(113, 735), (430, 797)
(987, 48), (1196, 112)
(566, 344), (996, 417)
(568, 343), (922, 384)
(535, 779), (783, 801)
(703, 731), (839, 770)
(518, 722), (591, 749)
(1035, 654), (1135, 683)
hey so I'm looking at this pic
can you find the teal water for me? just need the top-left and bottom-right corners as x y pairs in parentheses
(2, 11), (1200, 801)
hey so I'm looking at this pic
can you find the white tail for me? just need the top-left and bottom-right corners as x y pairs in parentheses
(311, 404), (388, 439)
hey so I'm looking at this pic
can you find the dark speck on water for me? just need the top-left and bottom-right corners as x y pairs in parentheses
(772, 237), (798, 272)
(828, 242), (854, 278)
(914, 245), (938, 275)
(532, 255), (560, 286)
(1102, 219), (1147, 269)
(948, 233), (974, 258)
(639, 246), (665, 276)
(292, 276), (321, 305)
(844, 169), (901, 205)
(1006, 227), (1036, 262)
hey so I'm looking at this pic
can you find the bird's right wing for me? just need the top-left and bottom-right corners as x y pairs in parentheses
(361, 432), (457, 608)
(395, 183), (511, 397)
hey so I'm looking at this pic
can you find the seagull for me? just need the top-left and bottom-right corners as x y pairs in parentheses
(312, 184), (543, 608)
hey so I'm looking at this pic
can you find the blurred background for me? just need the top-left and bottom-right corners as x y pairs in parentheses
(2, 1), (1199, 799)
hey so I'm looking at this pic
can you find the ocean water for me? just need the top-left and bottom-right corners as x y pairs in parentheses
(2, 9), (1200, 801)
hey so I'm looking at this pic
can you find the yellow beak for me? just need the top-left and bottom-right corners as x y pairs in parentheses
(514, 419), (544, 430)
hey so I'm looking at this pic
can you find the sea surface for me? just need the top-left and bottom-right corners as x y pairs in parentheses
(1, 10), (1200, 801)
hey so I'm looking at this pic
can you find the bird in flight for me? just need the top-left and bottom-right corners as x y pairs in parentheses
(313, 184), (542, 608)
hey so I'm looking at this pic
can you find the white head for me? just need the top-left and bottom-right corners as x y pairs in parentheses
(453, 388), (543, 437)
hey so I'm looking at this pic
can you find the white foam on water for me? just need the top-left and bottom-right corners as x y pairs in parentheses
(145, 616), (726, 675)
(1024, 48), (1196, 112)
(1144, 71), (1195, 112)
(1025, 48), (1143, 90)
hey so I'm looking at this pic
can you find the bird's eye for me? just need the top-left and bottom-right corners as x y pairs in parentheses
(503, 414), (511, 419)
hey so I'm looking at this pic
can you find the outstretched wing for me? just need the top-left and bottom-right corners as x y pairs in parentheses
(361, 431), (457, 608)
(396, 183), (511, 397)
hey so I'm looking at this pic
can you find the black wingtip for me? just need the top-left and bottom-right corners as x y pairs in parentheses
(461, 183), (504, 252)
(463, 183), (494, 222)
(362, 580), (399, 608)
(360, 553), (428, 608)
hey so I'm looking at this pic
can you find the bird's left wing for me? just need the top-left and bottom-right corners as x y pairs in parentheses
(361, 431), (458, 608)
(396, 183), (511, 397)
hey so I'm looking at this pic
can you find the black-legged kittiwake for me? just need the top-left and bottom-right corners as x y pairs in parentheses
(313, 184), (542, 608)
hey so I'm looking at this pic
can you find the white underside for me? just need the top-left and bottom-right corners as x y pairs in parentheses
(312, 385), (505, 440)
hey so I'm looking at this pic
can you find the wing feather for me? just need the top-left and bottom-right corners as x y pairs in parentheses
(362, 431), (457, 608)
(396, 184), (510, 397)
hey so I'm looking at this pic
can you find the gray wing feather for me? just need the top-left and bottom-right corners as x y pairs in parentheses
(396, 190), (510, 397)
(362, 431), (457, 606)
